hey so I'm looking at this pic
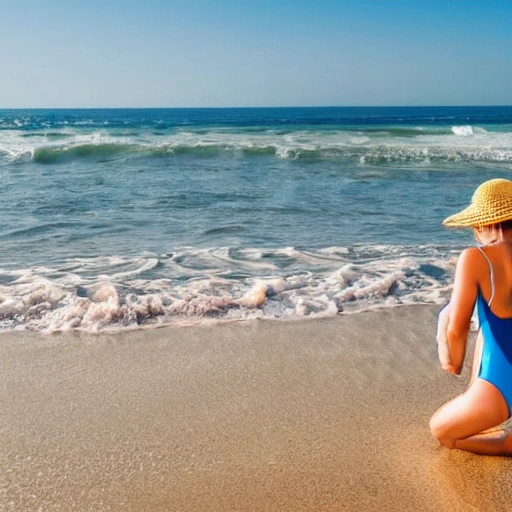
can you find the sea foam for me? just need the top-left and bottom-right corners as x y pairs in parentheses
(452, 125), (474, 136)
(0, 245), (456, 334)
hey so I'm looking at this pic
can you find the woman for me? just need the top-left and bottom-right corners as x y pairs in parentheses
(430, 178), (512, 455)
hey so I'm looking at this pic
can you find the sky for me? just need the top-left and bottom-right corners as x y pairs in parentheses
(0, 0), (511, 108)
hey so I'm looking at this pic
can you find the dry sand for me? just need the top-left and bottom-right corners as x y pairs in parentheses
(1, 305), (512, 511)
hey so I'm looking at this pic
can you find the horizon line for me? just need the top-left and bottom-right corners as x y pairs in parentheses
(1, 104), (512, 110)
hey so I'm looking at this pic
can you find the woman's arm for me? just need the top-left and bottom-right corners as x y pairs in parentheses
(436, 301), (452, 370)
(445, 248), (480, 374)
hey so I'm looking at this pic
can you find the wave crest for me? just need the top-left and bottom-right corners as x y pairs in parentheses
(452, 125), (473, 136)
(33, 143), (137, 163)
(0, 125), (508, 165)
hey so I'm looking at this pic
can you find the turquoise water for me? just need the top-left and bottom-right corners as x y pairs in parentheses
(1, 106), (512, 331)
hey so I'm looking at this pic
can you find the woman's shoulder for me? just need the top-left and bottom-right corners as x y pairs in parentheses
(457, 246), (485, 265)
(458, 243), (511, 278)
(454, 247), (489, 280)
(474, 242), (512, 261)
(458, 243), (509, 259)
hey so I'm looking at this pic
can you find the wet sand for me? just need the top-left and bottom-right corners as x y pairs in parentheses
(2, 305), (512, 511)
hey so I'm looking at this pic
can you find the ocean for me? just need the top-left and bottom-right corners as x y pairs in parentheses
(1, 106), (511, 332)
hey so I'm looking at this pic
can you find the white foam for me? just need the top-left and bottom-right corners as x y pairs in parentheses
(452, 125), (474, 136)
(0, 245), (459, 334)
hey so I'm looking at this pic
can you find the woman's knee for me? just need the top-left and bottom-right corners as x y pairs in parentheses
(429, 410), (444, 439)
(429, 413), (456, 448)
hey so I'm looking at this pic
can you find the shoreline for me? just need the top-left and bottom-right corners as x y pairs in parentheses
(2, 305), (512, 511)
(0, 301), (445, 337)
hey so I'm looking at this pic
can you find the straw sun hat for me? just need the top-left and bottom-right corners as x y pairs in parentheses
(443, 178), (512, 228)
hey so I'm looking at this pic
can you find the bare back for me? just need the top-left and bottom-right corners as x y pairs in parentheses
(476, 242), (512, 318)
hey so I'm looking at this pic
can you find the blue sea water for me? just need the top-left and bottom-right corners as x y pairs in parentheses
(1, 106), (512, 332)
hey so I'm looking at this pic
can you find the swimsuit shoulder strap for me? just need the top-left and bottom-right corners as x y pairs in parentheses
(477, 246), (495, 306)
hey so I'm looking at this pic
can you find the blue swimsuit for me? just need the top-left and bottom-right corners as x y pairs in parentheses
(476, 247), (512, 417)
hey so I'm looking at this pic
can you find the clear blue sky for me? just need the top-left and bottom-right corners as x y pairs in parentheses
(1, 0), (511, 108)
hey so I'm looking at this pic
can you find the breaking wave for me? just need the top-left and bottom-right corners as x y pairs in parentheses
(452, 125), (474, 136)
(0, 245), (458, 334)
(1, 125), (511, 165)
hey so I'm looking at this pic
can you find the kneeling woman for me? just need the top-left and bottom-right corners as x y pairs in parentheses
(431, 178), (512, 455)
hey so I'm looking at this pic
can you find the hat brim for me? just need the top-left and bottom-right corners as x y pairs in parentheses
(443, 204), (512, 228)
(443, 204), (481, 227)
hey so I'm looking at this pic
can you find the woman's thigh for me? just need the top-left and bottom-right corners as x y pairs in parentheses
(430, 378), (509, 442)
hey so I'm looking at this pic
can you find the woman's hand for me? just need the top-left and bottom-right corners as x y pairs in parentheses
(441, 362), (461, 375)
(437, 302), (452, 367)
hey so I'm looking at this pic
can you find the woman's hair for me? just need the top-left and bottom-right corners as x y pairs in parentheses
(473, 219), (512, 244)
(495, 219), (512, 231)
(475, 219), (512, 231)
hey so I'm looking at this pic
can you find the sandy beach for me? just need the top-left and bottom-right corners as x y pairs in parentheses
(2, 305), (512, 511)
